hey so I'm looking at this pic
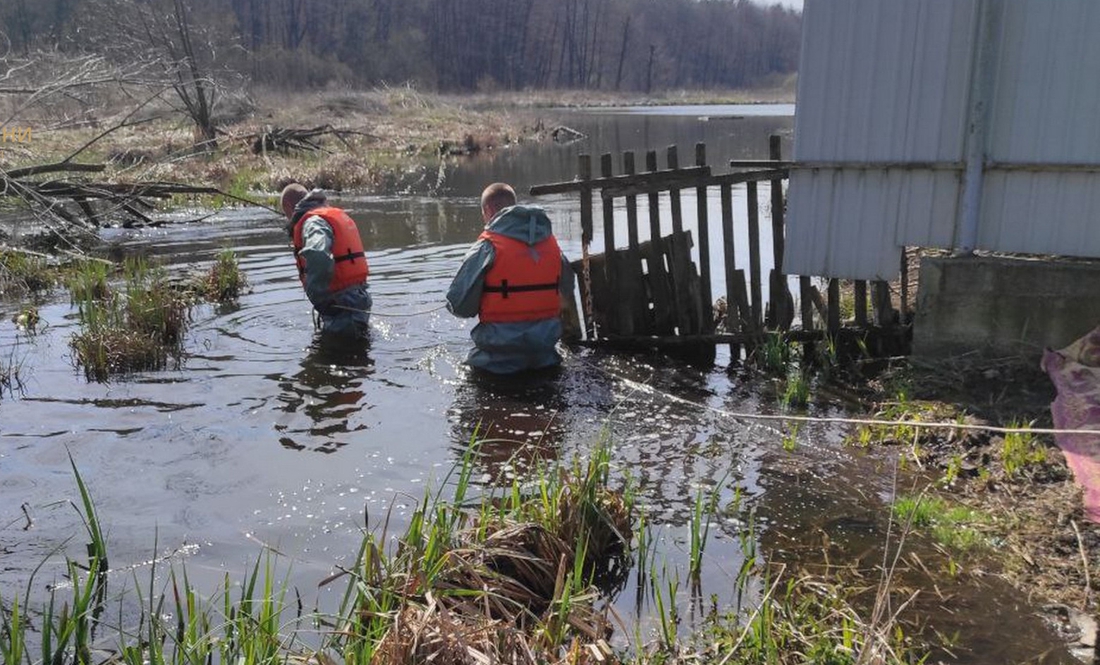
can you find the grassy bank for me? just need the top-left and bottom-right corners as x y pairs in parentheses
(2, 85), (794, 220)
(1, 442), (925, 665)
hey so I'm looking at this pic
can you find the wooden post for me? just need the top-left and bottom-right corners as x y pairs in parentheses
(854, 280), (867, 327)
(602, 152), (620, 334)
(827, 278), (841, 336)
(872, 280), (895, 326)
(667, 145), (683, 234)
(578, 155), (595, 339)
(747, 181), (762, 330)
(645, 150), (673, 333)
(900, 249), (909, 323)
(646, 151), (661, 243)
(721, 183), (740, 358)
(800, 276), (814, 331)
(600, 153), (615, 260)
(624, 151), (639, 249)
(695, 143), (712, 327)
(768, 135), (790, 330)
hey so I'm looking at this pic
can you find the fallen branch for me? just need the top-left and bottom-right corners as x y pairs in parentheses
(1, 160), (271, 232)
(246, 124), (361, 155)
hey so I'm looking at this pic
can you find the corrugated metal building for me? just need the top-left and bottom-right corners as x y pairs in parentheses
(786, 0), (1100, 281)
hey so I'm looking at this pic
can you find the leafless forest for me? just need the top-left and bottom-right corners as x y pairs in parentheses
(3, 0), (800, 94)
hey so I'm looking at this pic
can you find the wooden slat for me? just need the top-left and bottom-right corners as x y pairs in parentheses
(600, 153), (624, 334)
(854, 280), (868, 327)
(578, 155), (593, 245)
(602, 168), (788, 199)
(600, 152), (615, 260)
(721, 182), (737, 337)
(827, 278), (841, 336)
(729, 159), (794, 168)
(640, 238), (676, 334)
(767, 135), (790, 330)
(530, 165), (711, 196)
(667, 145), (684, 234)
(872, 280), (894, 326)
(578, 155), (595, 338)
(900, 249), (909, 323)
(695, 143), (713, 328)
(747, 181), (762, 330)
(624, 151), (639, 249)
(572, 253), (611, 338)
(808, 285), (827, 322)
(613, 246), (648, 337)
(720, 184), (750, 336)
(732, 270), (752, 335)
(801, 276), (815, 331)
(642, 150), (674, 333)
(646, 151), (661, 242)
(666, 231), (701, 335)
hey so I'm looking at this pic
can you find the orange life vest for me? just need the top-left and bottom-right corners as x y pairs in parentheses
(478, 230), (561, 324)
(292, 206), (368, 293)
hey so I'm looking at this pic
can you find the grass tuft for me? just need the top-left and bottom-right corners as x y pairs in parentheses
(198, 248), (248, 303)
(0, 249), (57, 298)
(6, 443), (929, 665)
(68, 258), (192, 381)
(893, 494), (989, 551)
(1000, 421), (1047, 478)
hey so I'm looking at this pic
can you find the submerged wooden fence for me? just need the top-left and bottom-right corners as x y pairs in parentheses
(530, 135), (910, 357)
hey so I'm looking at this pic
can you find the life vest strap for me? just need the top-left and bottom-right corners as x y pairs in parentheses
(335, 249), (366, 263)
(483, 279), (559, 298)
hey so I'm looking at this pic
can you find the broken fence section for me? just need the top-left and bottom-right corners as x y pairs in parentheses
(531, 135), (911, 360)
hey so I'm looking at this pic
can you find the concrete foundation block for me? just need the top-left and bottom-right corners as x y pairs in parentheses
(913, 255), (1100, 359)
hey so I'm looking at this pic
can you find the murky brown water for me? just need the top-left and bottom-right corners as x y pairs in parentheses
(0, 106), (1074, 662)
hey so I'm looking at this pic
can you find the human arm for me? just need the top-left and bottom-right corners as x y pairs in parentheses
(297, 216), (336, 309)
(446, 239), (494, 318)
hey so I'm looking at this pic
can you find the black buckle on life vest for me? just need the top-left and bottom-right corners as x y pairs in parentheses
(335, 249), (365, 263)
(483, 279), (559, 299)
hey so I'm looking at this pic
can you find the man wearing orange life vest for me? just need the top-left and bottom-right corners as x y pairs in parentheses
(280, 183), (372, 339)
(446, 182), (574, 374)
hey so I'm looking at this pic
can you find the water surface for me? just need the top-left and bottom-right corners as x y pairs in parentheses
(0, 105), (1068, 662)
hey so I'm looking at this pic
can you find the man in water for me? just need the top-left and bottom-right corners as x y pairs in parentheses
(446, 182), (574, 374)
(280, 183), (371, 339)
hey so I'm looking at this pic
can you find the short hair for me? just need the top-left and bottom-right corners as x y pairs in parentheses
(480, 182), (516, 217)
(280, 183), (308, 220)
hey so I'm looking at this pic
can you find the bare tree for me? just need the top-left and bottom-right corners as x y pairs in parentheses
(136, 0), (221, 148)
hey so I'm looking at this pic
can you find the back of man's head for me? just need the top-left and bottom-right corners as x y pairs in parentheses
(480, 182), (517, 222)
(280, 183), (309, 221)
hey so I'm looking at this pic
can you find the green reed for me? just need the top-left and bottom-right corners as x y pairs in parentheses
(68, 257), (192, 380)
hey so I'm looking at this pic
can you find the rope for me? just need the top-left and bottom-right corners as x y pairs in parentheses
(581, 358), (1098, 438)
(334, 303), (448, 318)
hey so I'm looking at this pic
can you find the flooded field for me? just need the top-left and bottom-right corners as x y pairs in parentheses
(0, 106), (1074, 663)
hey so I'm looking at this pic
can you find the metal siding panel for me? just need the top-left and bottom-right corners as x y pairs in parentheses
(786, 170), (905, 280)
(981, 173), (1100, 258)
(795, 0), (975, 163)
(786, 170), (828, 276)
(989, 0), (1100, 164)
(893, 171), (962, 248)
(790, 0), (974, 278)
(793, 0), (1100, 272)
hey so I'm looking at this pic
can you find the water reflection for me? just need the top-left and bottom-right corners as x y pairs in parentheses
(271, 335), (374, 454)
(449, 367), (569, 483)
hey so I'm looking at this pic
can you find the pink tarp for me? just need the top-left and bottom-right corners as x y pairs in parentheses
(1041, 326), (1100, 523)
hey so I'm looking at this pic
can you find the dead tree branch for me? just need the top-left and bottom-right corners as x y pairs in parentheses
(246, 125), (362, 155)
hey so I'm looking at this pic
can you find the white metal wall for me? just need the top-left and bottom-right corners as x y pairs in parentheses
(786, 0), (1100, 280)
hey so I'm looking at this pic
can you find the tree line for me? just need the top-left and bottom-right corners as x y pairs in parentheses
(2, 0), (799, 93)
